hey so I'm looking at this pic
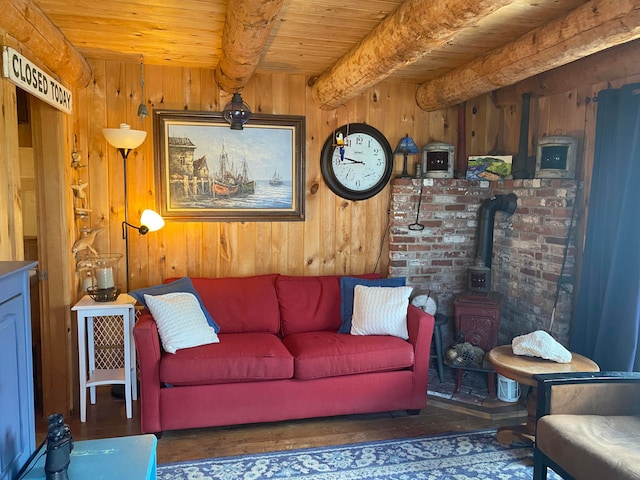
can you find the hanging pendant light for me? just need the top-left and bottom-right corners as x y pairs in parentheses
(223, 92), (251, 130)
(137, 55), (148, 123)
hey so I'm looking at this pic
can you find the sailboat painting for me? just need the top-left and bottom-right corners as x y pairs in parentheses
(154, 111), (305, 221)
(268, 170), (283, 186)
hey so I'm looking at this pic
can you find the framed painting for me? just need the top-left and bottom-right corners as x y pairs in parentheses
(153, 110), (305, 221)
(466, 155), (513, 181)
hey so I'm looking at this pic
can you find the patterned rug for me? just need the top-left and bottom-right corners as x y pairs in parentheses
(157, 429), (561, 479)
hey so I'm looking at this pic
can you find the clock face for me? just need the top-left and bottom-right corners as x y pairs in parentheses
(320, 123), (393, 201)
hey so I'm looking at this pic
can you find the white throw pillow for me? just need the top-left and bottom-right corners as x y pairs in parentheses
(144, 292), (219, 354)
(350, 285), (413, 339)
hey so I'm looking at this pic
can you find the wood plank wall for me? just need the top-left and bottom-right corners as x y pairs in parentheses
(72, 60), (466, 292)
(0, 54), (23, 260)
(72, 58), (640, 295)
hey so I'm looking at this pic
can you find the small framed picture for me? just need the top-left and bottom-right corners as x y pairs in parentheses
(466, 155), (513, 181)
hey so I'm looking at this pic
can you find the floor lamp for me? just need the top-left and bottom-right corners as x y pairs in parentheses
(103, 123), (163, 399)
(103, 123), (164, 291)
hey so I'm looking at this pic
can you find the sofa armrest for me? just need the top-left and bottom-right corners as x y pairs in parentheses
(407, 304), (434, 350)
(406, 304), (435, 403)
(534, 371), (640, 418)
(133, 310), (163, 433)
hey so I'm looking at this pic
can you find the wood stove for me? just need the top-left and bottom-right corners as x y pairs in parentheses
(454, 291), (502, 351)
(449, 193), (517, 395)
(455, 193), (516, 350)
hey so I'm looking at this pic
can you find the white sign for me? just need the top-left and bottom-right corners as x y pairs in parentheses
(2, 46), (72, 114)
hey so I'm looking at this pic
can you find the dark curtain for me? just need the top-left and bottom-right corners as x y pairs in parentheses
(570, 83), (640, 372)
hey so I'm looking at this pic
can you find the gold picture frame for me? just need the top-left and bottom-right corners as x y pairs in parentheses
(153, 109), (305, 222)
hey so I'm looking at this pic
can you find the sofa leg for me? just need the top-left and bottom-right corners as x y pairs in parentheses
(533, 448), (547, 480)
(406, 409), (421, 416)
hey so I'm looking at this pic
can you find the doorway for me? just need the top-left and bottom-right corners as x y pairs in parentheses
(16, 87), (75, 419)
(17, 89), (42, 412)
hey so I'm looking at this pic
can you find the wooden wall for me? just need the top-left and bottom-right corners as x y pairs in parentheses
(71, 56), (640, 298)
(72, 60), (470, 291)
(0, 56), (23, 260)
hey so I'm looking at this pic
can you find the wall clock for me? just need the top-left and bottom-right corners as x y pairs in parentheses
(320, 123), (393, 201)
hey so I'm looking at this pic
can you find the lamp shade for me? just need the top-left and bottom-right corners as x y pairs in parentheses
(140, 209), (165, 233)
(103, 123), (147, 149)
(394, 134), (420, 155)
(223, 93), (251, 130)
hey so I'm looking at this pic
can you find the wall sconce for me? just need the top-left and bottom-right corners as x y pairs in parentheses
(222, 92), (251, 130)
(122, 209), (165, 237)
(394, 134), (420, 178)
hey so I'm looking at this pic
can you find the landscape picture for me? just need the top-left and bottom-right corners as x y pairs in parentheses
(466, 155), (513, 180)
(154, 111), (305, 221)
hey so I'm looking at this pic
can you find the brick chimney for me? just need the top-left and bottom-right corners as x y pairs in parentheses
(389, 178), (578, 347)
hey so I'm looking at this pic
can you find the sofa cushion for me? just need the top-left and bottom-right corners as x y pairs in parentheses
(277, 274), (380, 336)
(537, 414), (640, 480)
(282, 331), (414, 380)
(351, 285), (412, 340)
(160, 333), (294, 386)
(130, 277), (220, 331)
(144, 292), (219, 354)
(339, 276), (405, 333)
(185, 274), (280, 334)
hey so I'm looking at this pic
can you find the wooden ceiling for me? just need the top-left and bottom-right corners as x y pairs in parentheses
(7, 0), (640, 109)
(31, 0), (585, 77)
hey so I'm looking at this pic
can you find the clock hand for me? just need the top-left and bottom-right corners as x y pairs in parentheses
(343, 157), (365, 164)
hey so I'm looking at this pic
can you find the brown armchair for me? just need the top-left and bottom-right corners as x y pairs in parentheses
(533, 371), (640, 480)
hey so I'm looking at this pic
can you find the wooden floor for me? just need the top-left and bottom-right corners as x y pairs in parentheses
(37, 386), (522, 465)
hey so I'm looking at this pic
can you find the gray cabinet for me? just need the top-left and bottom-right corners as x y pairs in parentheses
(0, 261), (37, 480)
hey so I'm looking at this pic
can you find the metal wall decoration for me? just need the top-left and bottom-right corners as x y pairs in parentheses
(153, 110), (305, 222)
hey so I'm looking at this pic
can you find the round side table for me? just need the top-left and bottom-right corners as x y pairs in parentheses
(488, 344), (599, 446)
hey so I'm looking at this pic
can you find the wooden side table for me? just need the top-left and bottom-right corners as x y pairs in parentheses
(72, 294), (137, 422)
(20, 434), (157, 479)
(488, 344), (599, 445)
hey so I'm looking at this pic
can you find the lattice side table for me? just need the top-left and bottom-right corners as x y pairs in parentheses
(72, 294), (137, 422)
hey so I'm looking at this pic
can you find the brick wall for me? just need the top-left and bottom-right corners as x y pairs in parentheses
(389, 178), (579, 347)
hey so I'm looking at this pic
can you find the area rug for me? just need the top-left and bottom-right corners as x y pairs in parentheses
(157, 429), (561, 479)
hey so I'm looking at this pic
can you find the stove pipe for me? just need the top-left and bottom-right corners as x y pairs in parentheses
(476, 193), (518, 268)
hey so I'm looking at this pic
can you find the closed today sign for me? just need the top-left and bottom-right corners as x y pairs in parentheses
(2, 46), (72, 114)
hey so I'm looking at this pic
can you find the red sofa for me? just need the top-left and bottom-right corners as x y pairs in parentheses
(133, 273), (435, 434)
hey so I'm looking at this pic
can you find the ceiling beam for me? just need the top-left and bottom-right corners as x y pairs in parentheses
(0, 0), (91, 89)
(492, 39), (640, 106)
(416, 0), (640, 112)
(214, 0), (285, 94)
(309, 0), (515, 111)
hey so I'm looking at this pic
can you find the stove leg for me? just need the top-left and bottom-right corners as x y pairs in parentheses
(454, 369), (463, 393)
(488, 372), (496, 398)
